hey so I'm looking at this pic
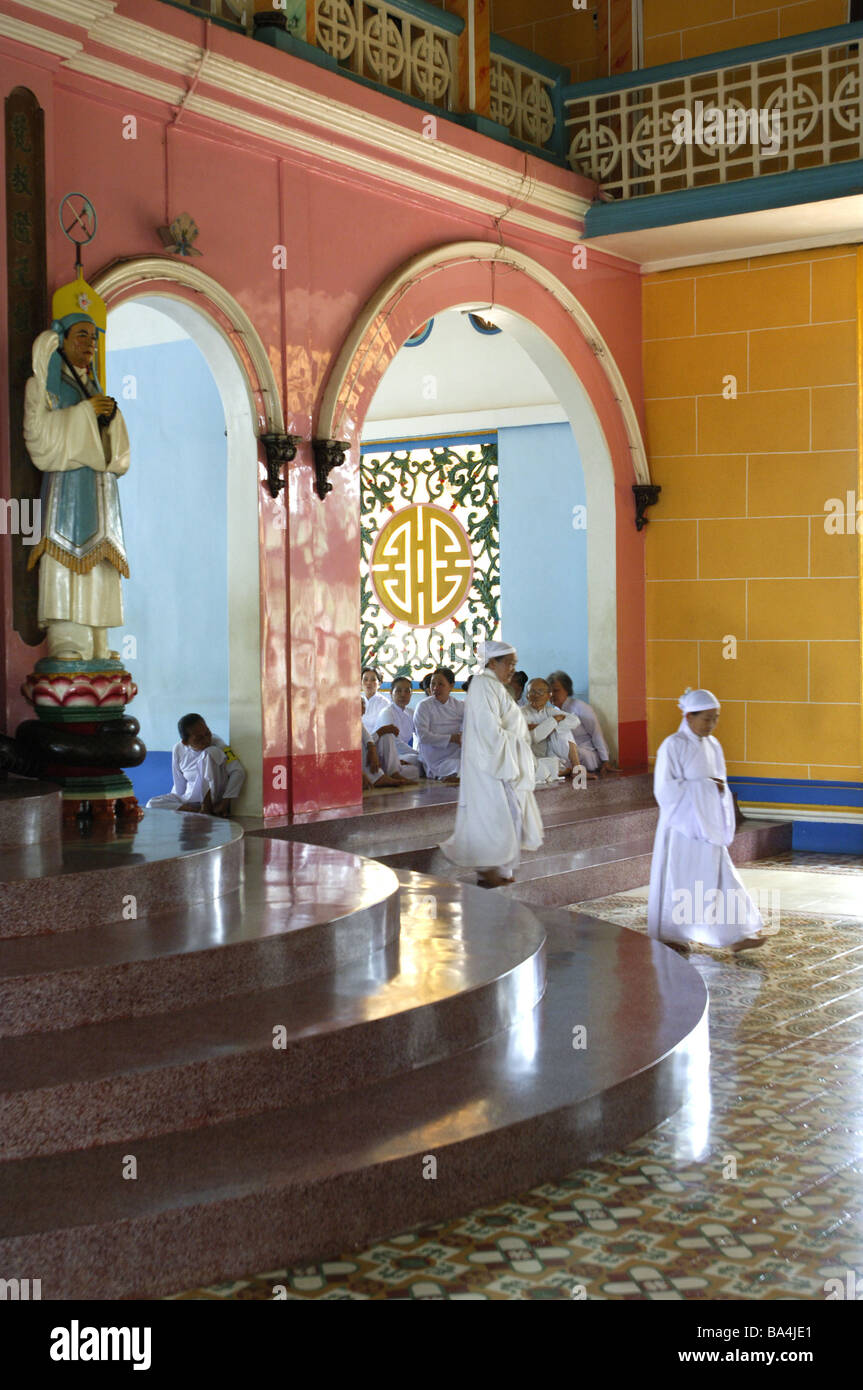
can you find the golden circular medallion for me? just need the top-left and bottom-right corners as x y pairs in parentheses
(370, 503), (474, 627)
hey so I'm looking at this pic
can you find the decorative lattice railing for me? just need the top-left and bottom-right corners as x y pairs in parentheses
(564, 23), (863, 199)
(314, 0), (461, 110)
(490, 37), (559, 151)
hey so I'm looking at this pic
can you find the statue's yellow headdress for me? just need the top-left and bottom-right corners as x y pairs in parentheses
(51, 270), (106, 387)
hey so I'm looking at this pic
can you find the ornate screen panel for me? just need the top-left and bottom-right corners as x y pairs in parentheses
(360, 435), (500, 683)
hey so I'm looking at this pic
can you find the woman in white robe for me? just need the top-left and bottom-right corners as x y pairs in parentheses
(361, 667), (390, 727)
(441, 642), (544, 888)
(414, 668), (463, 781)
(647, 688), (765, 955)
(547, 670), (612, 775)
(372, 675), (420, 780)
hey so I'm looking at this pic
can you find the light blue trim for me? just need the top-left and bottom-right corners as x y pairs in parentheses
(583, 159), (863, 236)
(490, 33), (570, 84)
(404, 318), (434, 346)
(562, 21), (863, 100)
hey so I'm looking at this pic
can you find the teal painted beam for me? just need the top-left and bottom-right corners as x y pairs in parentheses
(583, 159), (863, 236)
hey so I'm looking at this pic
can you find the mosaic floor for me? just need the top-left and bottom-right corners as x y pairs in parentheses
(169, 857), (863, 1300)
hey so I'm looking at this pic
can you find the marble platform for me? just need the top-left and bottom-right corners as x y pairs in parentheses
(0, 778), (718, 1298)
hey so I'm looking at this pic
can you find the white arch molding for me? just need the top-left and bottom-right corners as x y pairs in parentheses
(94, 260), (266, 814)
(320, 243), (648, 756)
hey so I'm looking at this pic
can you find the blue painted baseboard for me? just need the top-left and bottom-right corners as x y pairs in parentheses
(127, 751), (172, 807)
(791, 821), (863, 854)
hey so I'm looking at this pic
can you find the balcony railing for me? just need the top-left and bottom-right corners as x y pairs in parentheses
(162, 0), (566, 153)
(563, 22), (863, 200)
(314, 0), (461, 111)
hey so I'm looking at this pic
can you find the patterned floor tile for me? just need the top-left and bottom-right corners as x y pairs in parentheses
(170, 860), (863, 1301)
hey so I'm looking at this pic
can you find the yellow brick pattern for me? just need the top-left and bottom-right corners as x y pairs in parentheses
(644, 248), (862, 781)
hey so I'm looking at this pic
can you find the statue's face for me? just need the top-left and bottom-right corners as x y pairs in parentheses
(64, 323), (97, 370)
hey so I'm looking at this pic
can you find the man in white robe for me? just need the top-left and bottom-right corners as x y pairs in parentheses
(522, 677), (586, 781)
(372, 675), (420, 781)
(414, 669), (463, 781)
(147, 714), (245, 816)
(647, 688), (766, 955)
(24, 316), (130, 661)
(441, 641), (543, 888)
(547, 670), (613, 775)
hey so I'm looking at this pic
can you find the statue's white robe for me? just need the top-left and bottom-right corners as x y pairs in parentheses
(24, 368), (130, 628)
(414, 694), (463, 778)
(441, 669), (543, 874)
(647, 720), (762, 947)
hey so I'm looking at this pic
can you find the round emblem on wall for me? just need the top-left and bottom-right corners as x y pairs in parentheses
(370, 503), (474, 627)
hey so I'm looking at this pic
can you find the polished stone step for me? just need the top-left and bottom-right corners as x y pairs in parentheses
(0, 839), (400, 1036)
(0, 875), (545, 1159)
(0, 901), (707, 1300)
(0, 811), (244, 938)
(0, 780), (62, 847)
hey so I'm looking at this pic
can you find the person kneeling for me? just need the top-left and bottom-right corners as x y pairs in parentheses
(147, 713), (245, 818)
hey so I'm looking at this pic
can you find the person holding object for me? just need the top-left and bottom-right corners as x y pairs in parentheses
(441, 641), (543, 889)
(647, 688), (765, 955)
(23, 313), (130, 662)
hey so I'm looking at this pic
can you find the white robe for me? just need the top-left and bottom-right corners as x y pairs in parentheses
(647, 719), (763, 947)
(562, 696), (609, 771)
(373, 700), (420, 779)
(362, 692), (390, 727)
(414, 694), (463, 779)
(147, 736), (245, 811)
(360, 720), (385, 784)
(441, 669), (543, 874)
(523, 701), (582, 770)
(24, 347), (130, 629)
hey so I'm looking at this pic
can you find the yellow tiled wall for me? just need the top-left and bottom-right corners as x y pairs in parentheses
(644, 248), (863, 782)
(643, 0), (849, 66)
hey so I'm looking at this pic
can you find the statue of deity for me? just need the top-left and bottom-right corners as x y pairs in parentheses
(23, 280), (129, 663)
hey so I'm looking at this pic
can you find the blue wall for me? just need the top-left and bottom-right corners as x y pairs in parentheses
(497, 422), (588, 692)
(106, 338), (228, 799)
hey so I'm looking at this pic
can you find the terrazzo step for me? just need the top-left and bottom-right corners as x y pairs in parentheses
(0, 875), (545, 1160)
(374, 800), (660, 872)
(0, 812), (244, 938)
(0, 839), (399, 1036)
(0, 901), (707, 1300)
(247, 773), (656, 855)
(505, 817), (792, 908)
(0, 780), (62, 847)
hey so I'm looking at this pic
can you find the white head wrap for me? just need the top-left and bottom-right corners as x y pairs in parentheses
(678, 687), (720, 714)
(479, 639), (515, 666)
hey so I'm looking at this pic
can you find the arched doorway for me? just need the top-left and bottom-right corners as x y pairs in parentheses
(319, 242), (650, 762)
(93, 259), (271, 814)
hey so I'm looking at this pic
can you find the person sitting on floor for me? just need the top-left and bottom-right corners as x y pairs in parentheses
(547, 670), (615, 777)
(362, 698), (412, 790)
(147, 713), (245, 818)
(507, 669), (528, 705)
(361, 666), (389, 726)
(414, 666), (463, 783)
(372, 674), (421, 781)
(522, 677), (589, 782)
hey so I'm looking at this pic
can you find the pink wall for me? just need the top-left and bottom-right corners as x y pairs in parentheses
(0, 0), (646, 816)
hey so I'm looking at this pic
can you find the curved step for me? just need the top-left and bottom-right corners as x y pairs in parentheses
(0, 908), (707, 1300)
(0, 839), (400, 1035)
(0, 780), (62, 847)
(0, 811), (244, 938)
(0, 874), (546, 1158)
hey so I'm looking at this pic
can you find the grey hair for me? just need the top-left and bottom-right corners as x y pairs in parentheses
(546, 669), (573, 696)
